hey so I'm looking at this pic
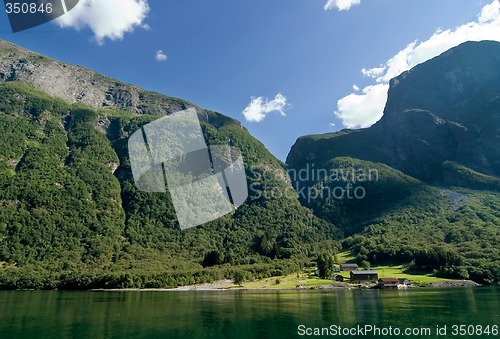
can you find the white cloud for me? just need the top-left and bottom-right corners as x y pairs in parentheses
(242, 93), (287, 122)
(155, 50), (167, 62)
(335, 0), (500, 128)
(56, 0), (150, 44)
(361, 66), (385, 79)
(352, 84), (360, 91)
(335, 84), (389, 128)
(479, 0), (499, 23)
(324, 0), (361, 11)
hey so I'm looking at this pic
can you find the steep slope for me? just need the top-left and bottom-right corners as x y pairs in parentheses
(288, 41), (500, 186)
(286, 41), (500, 284)
(0, 42), (342, 289)
(0, 39), (202, 116)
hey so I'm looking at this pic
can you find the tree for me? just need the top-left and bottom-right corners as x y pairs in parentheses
(316, 253), (334, 279)
(202, 250), (224, 267)
(258, 231), (276, 257)
(360, 260), (371, 269)
(232, 270), (245, 286)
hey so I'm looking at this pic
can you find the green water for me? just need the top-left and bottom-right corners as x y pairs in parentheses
(0, 287), (498, 338)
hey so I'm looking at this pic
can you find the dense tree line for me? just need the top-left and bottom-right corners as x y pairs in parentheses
(0, 82), (498, 288)
(0, 259), (303, 290)
(0, 83), (342, 289)
(342, 188), (500, 284)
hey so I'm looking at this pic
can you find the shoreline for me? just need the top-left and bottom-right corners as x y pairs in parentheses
(90, 279), (481, 292)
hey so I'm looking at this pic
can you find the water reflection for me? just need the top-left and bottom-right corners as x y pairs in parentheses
(0, 287), (498, 339)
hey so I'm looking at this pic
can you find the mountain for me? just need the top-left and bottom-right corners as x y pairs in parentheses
(1, 39), (499, 288)
(0, 39), (342, 289)
(288, 41), (500, 187)
(286, 41), (500, 284)
(0, 40), (203, 116)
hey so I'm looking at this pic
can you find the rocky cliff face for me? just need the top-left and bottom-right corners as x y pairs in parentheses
(0, 39), (204, 116)
(287, 41), (500, 186)
(377, 40), (500, 182)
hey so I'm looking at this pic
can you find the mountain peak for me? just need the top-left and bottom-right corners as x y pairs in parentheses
(288, 40), (500, 185)
(381, 40), (500, 122)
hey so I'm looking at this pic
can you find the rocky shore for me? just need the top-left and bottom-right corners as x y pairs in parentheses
(92, 279), (482, 292)
(423, 280), (481, 288)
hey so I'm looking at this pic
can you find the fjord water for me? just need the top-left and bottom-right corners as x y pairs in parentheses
(0, 287), (498, 338)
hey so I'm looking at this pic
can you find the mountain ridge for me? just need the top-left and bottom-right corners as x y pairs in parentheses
(0, 39), (210, 118)
(287, 40), (500, 186)
(0, 39), (499, 287)
(285, 40), (500, 284)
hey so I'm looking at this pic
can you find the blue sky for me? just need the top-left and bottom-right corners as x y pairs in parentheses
(0, 0), (498, 160)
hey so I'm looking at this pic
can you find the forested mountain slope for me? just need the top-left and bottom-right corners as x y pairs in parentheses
(0, 42), (341, 289)
(286, 41), (500, 284)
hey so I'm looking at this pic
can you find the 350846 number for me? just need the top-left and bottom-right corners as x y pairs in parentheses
(451, 325), (498, 336)
(5, 2), (53, 14)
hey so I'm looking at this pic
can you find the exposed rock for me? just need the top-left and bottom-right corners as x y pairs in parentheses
(0, 39), (207, 118)
(287, 41), (500, 187)
(424, 280), (481, 288)
(440, 189), (468, 210)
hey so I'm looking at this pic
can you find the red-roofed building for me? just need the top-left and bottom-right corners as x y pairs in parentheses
(377, 278), (399, 288)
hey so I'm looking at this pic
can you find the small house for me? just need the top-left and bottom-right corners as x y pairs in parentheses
(332, 274), (344, 282)
(397, 278), (411, 288)
(398, 278), (411, 286)
(377, 278), (399, 288)
(340, 263), (359, 271)
(350, 270), (378, 282)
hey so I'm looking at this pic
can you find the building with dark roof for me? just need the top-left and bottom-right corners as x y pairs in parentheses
(350, 270), (378, 282)
(340, 263), (359, 271)
(398, 278), (411, 286)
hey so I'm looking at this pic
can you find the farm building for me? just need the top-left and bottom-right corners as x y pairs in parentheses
(340, 263), (359, 271)
(377, 278), (399, 288)
(350, 270), (378, 282)
(398, 278), (411, 286)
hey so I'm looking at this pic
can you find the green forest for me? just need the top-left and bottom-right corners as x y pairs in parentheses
(0, 80), (499, 289)
(0, 82), (342, 289)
